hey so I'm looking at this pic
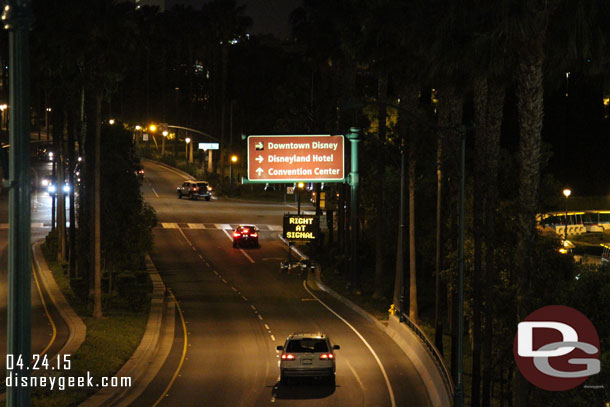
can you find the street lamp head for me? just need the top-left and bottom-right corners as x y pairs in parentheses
(135, 125), (142, 130)
(149, 124), (157, 133)
(297, 182), (305, 189)
(563, 188), (572, 198)
(230, 155), (238, 163)
(162, 130), (168, 136)
(109, 119), (115, 125)
(185, 137), (191, 144)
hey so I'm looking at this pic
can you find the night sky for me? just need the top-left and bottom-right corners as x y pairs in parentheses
(168, 0), (299, 38)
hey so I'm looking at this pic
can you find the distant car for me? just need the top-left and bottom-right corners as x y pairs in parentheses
(276, 332), (340, 385)
(36, 145), (54, 161)
(45, 177), (71, 196)
(177, 180), (212, 200)
(232, 225), (259, 248)
(135, 167), (144, 180)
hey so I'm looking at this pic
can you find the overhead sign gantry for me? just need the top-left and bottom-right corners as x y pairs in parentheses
(246, 135), (344, 182)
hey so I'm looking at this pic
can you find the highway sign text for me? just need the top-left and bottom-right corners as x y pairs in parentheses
(283, 215), (320, 242)
(247, 135), (344, 182)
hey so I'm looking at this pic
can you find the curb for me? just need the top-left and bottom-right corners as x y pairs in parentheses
(80, 254), (172, 407)
(32, 240), (86, 360)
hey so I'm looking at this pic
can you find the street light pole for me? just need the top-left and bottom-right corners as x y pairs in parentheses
(297, 182), (304, 215)
(4, 1), (33, 405)
(347, 128), (361, 293)
(454, 129), (466, 407)
(563, 188), (571, 240)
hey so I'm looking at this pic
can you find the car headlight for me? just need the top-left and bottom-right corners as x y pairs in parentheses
(48, 185), (56, 193)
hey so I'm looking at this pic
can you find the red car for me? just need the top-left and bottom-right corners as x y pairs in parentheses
(232, 225), (259, 248)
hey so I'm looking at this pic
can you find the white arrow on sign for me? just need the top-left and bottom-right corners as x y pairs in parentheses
(255, 142), (264, 150)
(256, 155), (264, 163)
(256, 168), (264, 176)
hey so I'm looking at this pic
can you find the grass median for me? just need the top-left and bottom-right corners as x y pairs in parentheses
(24, 242), (151, 407)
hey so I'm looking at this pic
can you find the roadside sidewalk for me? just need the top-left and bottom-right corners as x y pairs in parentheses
(32, 240), (86, 363)
(80, 254), (174, 407)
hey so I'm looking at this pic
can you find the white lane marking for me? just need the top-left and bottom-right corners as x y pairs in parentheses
(241, 295), (248, 301)
(151, 186), (159, 198)
(221, 229), (255, 263)
(250, 305), (257, 311)
(302, 280), (396, 407)
(161, 222), (179, 229)
(231, 286), (238, 292)
(221, 279), (228, 284)
(270, 335), (275, 341)
(346, 358), (366, 391)
(267, 225), (282, 231)
(264, 324), (270, 330)
(216, 223), (232, 230)
(188, 223), (205, 229)
(258, 314), (263, 320)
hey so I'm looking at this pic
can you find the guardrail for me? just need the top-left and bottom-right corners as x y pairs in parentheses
(399, 312), (454, 401)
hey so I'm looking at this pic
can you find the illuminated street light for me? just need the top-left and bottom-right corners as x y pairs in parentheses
(162, 130), (168, 137)
(297, 182), (305, 214)
(108, 119), (115, 125)
(563, 188), (571, 240)
(149, 124), (157, 133)
(184, 137), (191, 160)
(229, 154), (238, 195)
(135, 125), (142, 130)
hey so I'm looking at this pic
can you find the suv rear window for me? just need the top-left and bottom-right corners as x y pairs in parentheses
(196, 182), (208, 189)
(286, 339), (328, 353)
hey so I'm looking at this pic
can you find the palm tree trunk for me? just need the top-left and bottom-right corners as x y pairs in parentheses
(434, 131), (443, 351)
(67, 108), (77, 279)
(471, 76), (489, 407)
(53, 100), (67, 263)
(93, 91), (103, 319)
(373, 72), (388, 300)
(514, 16), (549, 406)
(408, 144), (417, 323)
(482, 81), (505, 407)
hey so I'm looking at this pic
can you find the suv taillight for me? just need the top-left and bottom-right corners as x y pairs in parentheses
(319, 353), (334, 360)
(233, 232), (241, 238)
(192, 187), (198, 191)
(281, 354), (295, 361)
(251, 233), (257, 237)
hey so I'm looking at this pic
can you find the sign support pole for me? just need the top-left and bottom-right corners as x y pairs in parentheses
(347, 128), (361, 293)
(5, 1), (32, 406)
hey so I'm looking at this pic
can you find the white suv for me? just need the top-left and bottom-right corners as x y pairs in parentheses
(276, 333), (340, 385)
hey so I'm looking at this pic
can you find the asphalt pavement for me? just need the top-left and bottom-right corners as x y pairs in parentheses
(131, 160), (432, 407)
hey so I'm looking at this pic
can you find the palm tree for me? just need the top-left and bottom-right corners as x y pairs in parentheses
(507, 1), (559, 404)
(200, 0), (251, 182)
(79, 0), (137, 318)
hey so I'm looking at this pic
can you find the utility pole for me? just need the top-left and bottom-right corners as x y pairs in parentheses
(4, 1), (32, 405)
(347, 128), (360, 293)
